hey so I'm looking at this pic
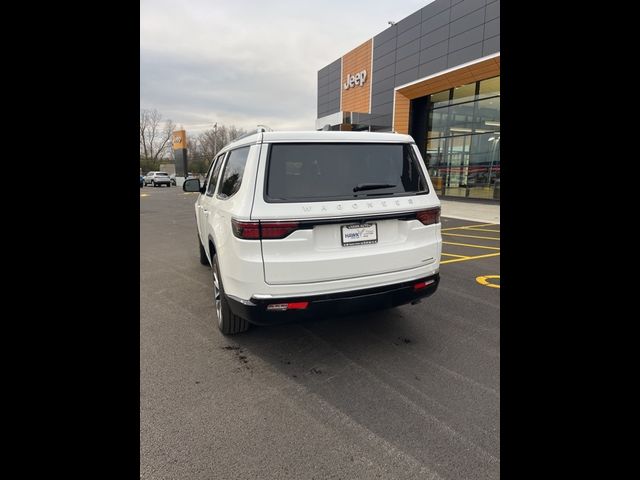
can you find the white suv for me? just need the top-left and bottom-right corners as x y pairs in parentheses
(183, 131), (442, 334)
(144, 171), (172, 187)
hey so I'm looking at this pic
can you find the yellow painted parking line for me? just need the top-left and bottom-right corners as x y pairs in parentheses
(476, 275), (500, 289)
(441, 252), (501, 265)
(441, 222), (498, 232)
(465, 227), (500, 233)
(443, 241), (500, 251)
(441, 253), (469, 258)
(443, 232), (500, 241)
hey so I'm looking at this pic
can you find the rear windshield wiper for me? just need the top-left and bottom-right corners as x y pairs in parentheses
(353, 183), (396, 192)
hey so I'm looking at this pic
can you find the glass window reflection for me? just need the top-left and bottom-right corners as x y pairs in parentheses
(426, 76), (500, 200)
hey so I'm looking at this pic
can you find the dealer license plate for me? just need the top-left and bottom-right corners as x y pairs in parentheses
(341, 223), (378, 246)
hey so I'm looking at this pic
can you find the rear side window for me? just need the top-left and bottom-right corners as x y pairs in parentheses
(265, 143), (428, 202)
(218, 146), (250, 199)
(203, 158), (216, 186)
(206, 153), (226, 196)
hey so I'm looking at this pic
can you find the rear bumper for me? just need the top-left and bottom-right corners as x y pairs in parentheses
(226, 273), (439, 325)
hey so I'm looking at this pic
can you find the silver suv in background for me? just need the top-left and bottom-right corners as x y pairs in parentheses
(144, 172), (172, 187)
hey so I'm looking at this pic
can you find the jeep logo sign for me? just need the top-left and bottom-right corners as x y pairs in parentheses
(172, 129), (186, 150)
(343, 70), (367, 90)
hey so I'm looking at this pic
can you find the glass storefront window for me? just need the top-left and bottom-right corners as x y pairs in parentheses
(475, 97), (500, 131)
(452, 82), (476, 101)
(429, 89), (451, 107)
(428, 97), (500, 137)
(448, 102), (476, 134)
(424, 76), (500, 200)
(479, 76), (500, 95)
(428, 109), (449, 138)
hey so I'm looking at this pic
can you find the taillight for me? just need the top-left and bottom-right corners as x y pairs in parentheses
(261, 222), (300, 239)
(231, 219), (300, 240)
(231, 219), (260, 239)
(416, 207), (441, 225)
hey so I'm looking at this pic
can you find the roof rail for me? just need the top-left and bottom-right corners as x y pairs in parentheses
(233, 125), (272, 142)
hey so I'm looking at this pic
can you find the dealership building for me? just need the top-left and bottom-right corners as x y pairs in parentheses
(316, 0), (500, 200)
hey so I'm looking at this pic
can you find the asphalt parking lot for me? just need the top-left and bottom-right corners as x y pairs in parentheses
(140, 186), (500, 480)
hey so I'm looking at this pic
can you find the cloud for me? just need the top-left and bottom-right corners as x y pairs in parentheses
(140, 0), (433, 133)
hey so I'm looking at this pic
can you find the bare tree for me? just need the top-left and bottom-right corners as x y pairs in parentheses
(227, 125), (248, 143)
(140, 116), (249, 173)
(140, 109), (176, 170)
(196, 124), (248, 162)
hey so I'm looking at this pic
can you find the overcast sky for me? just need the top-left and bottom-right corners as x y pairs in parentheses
(140, 0), (433, 134)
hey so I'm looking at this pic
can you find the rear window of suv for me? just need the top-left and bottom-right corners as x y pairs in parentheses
(265, 143), (428, 202)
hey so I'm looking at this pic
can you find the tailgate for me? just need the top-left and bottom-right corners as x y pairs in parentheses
(261, 213), (439, 285)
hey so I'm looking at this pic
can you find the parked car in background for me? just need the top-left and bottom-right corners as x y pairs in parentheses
(183, 130), (442, 335)
(169, 173), (199, 185)
(144, 171), (172, 187)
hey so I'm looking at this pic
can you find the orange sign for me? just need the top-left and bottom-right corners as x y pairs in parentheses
(341, 39), (372, 113)
(172, 130), (186, 150)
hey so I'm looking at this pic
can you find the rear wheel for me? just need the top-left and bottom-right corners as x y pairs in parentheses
(212, 254), (249, 335)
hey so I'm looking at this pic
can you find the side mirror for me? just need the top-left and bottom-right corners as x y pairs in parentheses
(183, 178), (201, 192)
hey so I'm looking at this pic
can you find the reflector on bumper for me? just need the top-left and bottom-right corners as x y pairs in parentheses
(413, 279), (435, 291)
(266, 302), (309, 311)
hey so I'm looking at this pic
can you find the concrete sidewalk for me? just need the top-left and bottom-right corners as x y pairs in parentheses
(440, 199), (500, 224)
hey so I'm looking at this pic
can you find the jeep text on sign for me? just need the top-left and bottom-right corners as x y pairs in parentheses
(343, 70), (367, 90)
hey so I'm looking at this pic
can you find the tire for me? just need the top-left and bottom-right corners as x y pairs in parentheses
(152, 181), (156, 187)
(211, 253), (249, 335)
(199, 236), (209, 266)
